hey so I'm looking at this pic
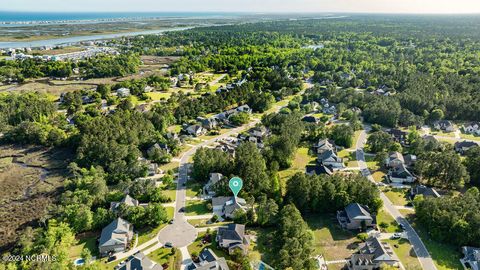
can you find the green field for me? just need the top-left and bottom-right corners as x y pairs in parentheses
(383, 188), (409, 206)
(377, 208), (402, 233)
(384, 239), (422, 270)
(185, 200), (210, 216)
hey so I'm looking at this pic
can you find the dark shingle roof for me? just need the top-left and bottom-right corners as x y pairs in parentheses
(344, 203), (372, 221)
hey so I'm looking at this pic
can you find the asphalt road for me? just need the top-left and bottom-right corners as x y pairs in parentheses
(355, 126), (438, 270)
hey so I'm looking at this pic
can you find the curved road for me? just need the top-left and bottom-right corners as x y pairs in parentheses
(355, 125), (437, 270)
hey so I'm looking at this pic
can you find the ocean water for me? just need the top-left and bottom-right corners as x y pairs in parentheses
(0, 11), (235, 23)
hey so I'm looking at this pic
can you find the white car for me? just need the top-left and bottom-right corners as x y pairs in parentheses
(391, 233), (403, 239)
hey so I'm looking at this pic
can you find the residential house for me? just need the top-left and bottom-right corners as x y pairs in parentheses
(409, 185), (441, 200)
(322, 104), (337, 115)
(212, 196), (247, 219)
(404, 154), (417, 167)
(460, 246), (480, 270)
(148, 143), (170, 155)
(302, 115), (320, 124)
(315, 139), (336, 155)
(204, 173), (224, 197)
(306, 164), (333, 176)
(200, 117), (219, 130)
(463, 122), (480, 136)
(98, 218), (134, 256)
(387, 163), (416, 183)
(433, 120), (455, 132)
(337, 203), (376, 231)
(388, 129), (408, 146)
(216, 224), (250, 255)
(347, 237), (400, 270)
(116, 88), (131, 98)
(318, 149), (344, 169)
(385, 152), (405, 168)
(454, 140), (479, 155)
(188, 248), (230, 270)
(186, 125), (206, 137)
(249, 126), (270, 138)
(215, 143), (236, 156)
(110, 195), (139, 213)
(118, 251), (163, 270)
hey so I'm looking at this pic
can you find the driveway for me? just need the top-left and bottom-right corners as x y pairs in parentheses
(356, 126), (438, 270)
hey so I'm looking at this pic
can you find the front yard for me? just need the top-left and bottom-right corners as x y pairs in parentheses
(137, 207), (175, 245)
(382, 188), (410, 206)
(377, 208), (402, 233)
(185, 200), (210, 216)
(384, 239), (422, 270)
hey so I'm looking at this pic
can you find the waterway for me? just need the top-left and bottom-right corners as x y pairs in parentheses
(0, 26), (192, 49)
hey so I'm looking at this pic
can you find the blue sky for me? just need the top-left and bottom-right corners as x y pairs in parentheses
(3, 0), (480, 14)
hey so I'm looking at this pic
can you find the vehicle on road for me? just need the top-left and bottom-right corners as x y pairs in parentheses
(164, 242), (173, 248)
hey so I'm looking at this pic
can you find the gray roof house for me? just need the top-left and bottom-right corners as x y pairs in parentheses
(186, 125), (206, 137)
(388, 163), (416, 184)
(204, 173), (224, 197)
(463, 122), (480, 136)
(337, 203), (376, 231)
(110, 195), (140, 213)
(200, 117), (219, 130)
(347, 237), (400, 270)
(454, 140), (479, 155)
(188, 248), (229, 270)
(212, 197), (247, 219)
(118, 251), (163, 270)
(409, 185), (441, 200)
(315, 139), (335, 154)
(385, 152), (404, 168)
(318, 149), (344, 169)
(98, 218), (134, 256)
(216, 224), (250, 255)
(433, 120), (455, 132)
(461, 246), (480, 270)
(306, 164), (333, 176)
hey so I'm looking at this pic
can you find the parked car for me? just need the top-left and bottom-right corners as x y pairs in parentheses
(391, 233), (402, 239)
(107, 255), (117, 262)
(164, 242), (173, 248)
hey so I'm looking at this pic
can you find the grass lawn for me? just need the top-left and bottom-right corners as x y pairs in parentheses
(460, 132), (480, 141)
(185, 200), (210, 216)
(186, 181), (203, 198)
(147, 247), (177, 267)
(68, 236), (97, 259)
(159, 182), (177, 202)
(167, 125), (182, 133)
(187, 232), (230, 259)
(145, 91), (171, 101)
(188, 219), (232, 228)
(305, 214), (358, 261)
(137, 207), (174, 245)
(406, 215), (463, 270)
(384, 239), (422, 270)
(383, 188), (409, 206)
(377, 208), (402, 233)
(159, 161), (179, 173)
(278, 147), (316, 187)
(372, 170), (386, 183)
(365, 155), (380, 171)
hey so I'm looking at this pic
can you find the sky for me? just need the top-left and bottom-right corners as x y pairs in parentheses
(2, 0), (480, 14)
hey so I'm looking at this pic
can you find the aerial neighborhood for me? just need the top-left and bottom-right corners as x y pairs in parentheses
(1, 11), (480, 270)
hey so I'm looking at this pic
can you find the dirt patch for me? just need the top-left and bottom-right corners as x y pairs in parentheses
(0, 145), (72, 251)
(141, 55), (180, 66)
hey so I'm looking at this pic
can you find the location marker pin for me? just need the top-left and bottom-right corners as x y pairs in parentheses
(229, 177), (243, 198)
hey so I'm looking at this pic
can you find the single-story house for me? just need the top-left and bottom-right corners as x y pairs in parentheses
(188, 248), (230, 270)
(118, 251), (163, 270)
(347, 237), (400, 270)
(409, 185), (441, 200)
(216, 224), (250, 255)
(110, 195), (139, 213)
(318, 149), (344, 169)
(204, 173), (224, 197)
(433, 120), (455, 132)
(337, 203), (376, 231)
(460, 246), (479, 270)
(98, 218), (134, 257)
(388, 163), (416, 183)
(454, 140), (479, 155)
(212, 196), (247, 219)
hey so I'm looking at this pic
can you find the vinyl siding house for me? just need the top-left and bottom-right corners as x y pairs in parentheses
(460, 246), (480, 270)
(98, 218), (134, 257)
(433, 120), (456, 132)
(387, 163), (416, 183)
(337, 203), (376, 231)
(318, 149), (344, 169)
(212, 196), (247, 219)
(385, 152), (404, 168)
(463, 122), (480, 136)
(216, 224), (250, 255)
(409, 185), (441, 200)
(203, 173), (224, 197)
(454, 140), (479, 155)
(118, 251), (163, 270)
(110, 194), (139, 213)
(188, 248), (230, 270)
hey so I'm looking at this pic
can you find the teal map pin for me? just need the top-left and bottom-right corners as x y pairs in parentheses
(229, 177), (243, 198)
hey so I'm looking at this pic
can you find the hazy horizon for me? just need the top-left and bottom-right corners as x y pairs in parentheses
(2, 0), (480, 14)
